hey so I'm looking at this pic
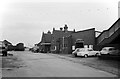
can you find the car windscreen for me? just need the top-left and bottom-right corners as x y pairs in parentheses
(102, 48), (107, 51)
(88, 49), (93, 51)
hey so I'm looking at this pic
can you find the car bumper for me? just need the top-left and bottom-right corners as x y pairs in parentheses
(77, 53), (84, 56)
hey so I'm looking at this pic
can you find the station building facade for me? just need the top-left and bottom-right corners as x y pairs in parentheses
(39, 24), (97, 54)
(39, 31), (52, 53)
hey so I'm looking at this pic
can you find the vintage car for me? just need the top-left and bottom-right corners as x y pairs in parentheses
(100, 47), (120, 56)
(72, 48), (100, 57)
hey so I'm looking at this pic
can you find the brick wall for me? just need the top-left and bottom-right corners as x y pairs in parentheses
(72, 28), (95, 45)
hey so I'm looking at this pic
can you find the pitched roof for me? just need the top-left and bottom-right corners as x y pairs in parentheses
(73, 28), (95, 33)
(3, 40), (12, 45)
(41, 33), (52, 43)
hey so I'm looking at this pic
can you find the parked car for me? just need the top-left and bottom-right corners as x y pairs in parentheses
(72, 48), (100, 57)
(100, 47), (120, 56)
(32, 46), (39, 53)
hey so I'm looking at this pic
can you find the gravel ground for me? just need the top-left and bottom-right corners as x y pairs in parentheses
(0, 53), (23, 70)
(1, 52), (120, 77)
(49, 53), (120, 76)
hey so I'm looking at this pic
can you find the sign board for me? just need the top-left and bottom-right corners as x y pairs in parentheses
(84, 45), (88, 48)
(54, 46), (56, 50)
(89, 45), (93, 49)
(72, 46), (75, 50)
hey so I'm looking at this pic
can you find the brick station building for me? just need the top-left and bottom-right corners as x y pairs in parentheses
(39, 31), (52, 53)
(39, 24), (98, 54)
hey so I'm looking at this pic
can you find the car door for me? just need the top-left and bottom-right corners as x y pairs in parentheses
(111, 48), (118, 55)
(87, 49), (93, 56)
(91, 50), (97, 55)
(109, 48), (116, 55)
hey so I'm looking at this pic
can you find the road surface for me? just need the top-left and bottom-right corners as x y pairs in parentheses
(2, 51), (117, 77)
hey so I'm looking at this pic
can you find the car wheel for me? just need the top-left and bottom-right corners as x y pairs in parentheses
(84, 54), (88, 58)
(107, 53), (110, 55)
(75, 54), (78, 57)
(95, 53), (99, 56)
(72, 53), (77, 57)
(74, 53), (77, 57)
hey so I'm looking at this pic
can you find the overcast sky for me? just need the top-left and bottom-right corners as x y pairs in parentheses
(0, 0), (120, 47)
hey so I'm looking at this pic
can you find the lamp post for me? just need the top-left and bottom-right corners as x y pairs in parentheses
(63, 36), (64, 50)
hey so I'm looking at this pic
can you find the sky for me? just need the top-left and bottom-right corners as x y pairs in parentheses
(118, 1), (120, 18)
(0, 0), (120, 47)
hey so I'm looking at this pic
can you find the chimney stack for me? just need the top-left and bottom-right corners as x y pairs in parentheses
(47, 30), (51, 34)
(60, 27), (63, 31)
(73, 29), (75, 32)
(64, 24), (68, 32)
